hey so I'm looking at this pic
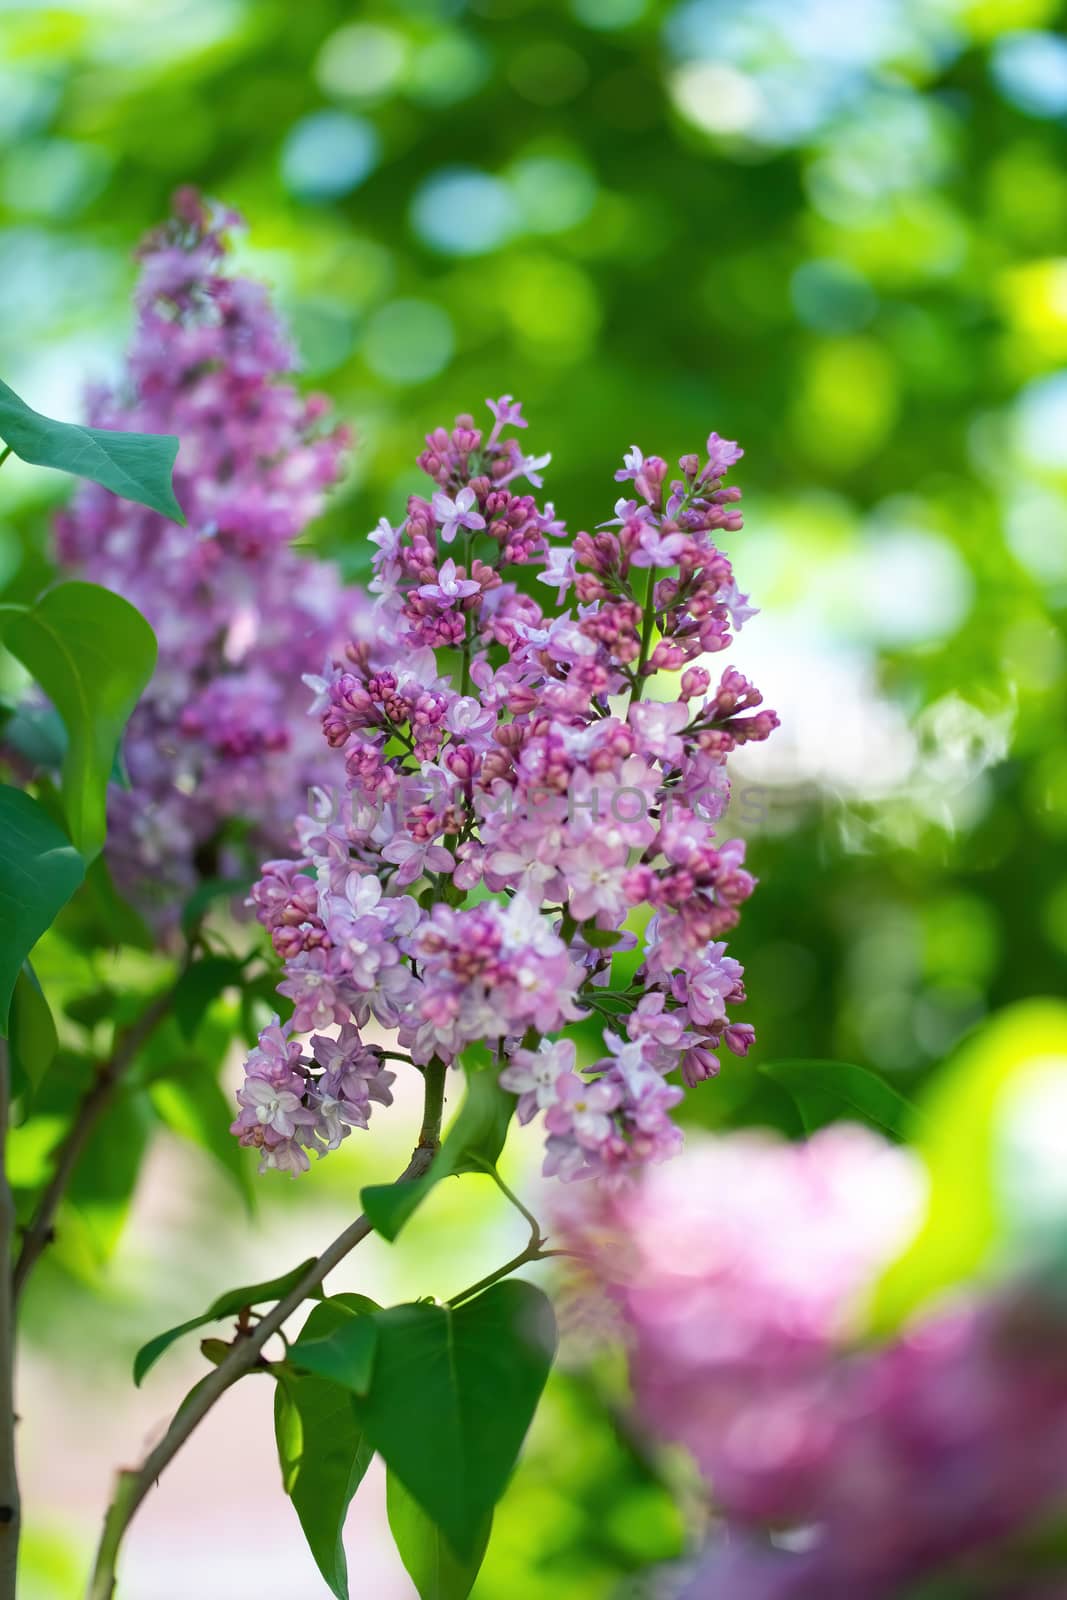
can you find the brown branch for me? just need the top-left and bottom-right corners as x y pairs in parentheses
(13, 992), (172, 1305)
(87, 1059), (448, 1600)
(0, 1039), (20, 1600)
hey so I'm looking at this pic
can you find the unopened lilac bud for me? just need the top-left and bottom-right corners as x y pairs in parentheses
(445, 745), (477, 783)
(575, 574), (608, 602)
(723, 1024), (755, 1056)
(682, 1047), (720, 1085)
(681, 666), (711, 700)
(649, 640), (687, 670)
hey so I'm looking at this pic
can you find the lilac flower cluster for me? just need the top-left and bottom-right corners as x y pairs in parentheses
(230, 1016), (396, 1160)
(54, 189), (357, 915)
(237, 400), (777, 1177)
(559, 1127), (1067, 1599)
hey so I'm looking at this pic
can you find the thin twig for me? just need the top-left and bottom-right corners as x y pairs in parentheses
(626, 561), (659, 713)
(417, 1057), (447, 1150)
(13, 991), (172, 1305)
(481, 1160), (543, 1241)
(446, 1237), (548, 1310)
(0, 1039), (20, 1600)
(86, 1078), (447, 1600)
(447, 1163), (547, 1309)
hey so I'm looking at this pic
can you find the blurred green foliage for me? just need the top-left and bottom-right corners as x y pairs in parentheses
(2, 0), (1065, 1104)
(869, 997), (1067, 1334)
(2, 0), (1067, 1593)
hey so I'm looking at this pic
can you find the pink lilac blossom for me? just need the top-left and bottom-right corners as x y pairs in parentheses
(53, 189), (359, 917)
(559, 1127), (1067, 1599)
(236, 402), (777, 1178)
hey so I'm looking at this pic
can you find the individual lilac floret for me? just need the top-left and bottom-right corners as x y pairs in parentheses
(238, 401), (777, 1179)
(53, 188), (361, 919)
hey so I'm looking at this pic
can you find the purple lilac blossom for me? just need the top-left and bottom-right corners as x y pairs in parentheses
(559, 1126), (1067, 1599)
(53, 189), (360, 918)
(236, 403), (778, 1177)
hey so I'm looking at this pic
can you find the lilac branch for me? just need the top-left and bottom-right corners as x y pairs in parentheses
(13, 990), (173, 1305)
(86, 1072), (446, 1600)
(0, 1040), (19, 1600)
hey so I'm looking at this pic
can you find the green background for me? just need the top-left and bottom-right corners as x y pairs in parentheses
(1, 0), (1065, 1593)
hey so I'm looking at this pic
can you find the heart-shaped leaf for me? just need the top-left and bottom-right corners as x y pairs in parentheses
(387, 1469), (491, 1600)
(172, 956), (245, 1041)
(759, 1058), (915, 1141)
(59, 1086), (154, 1271)
(135, 1258), (323, 1385)
(9, 966), (58, 1092)
(0, 785), (85, 1033)
(352, 1280), (556, 1557)
(0, 582), (157, 858)
(1, 701), (67, 769)
(362, 1058), (515, 1242)
(79, 855), (153, 951)
(276, 1295), (380, 1599)
(292, 1309), (378, 1396)
(148, 1046), (254, 1209)
(0, 377), (183, 521)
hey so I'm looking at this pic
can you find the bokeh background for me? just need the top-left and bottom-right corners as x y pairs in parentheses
(1, 0), (1065, 1593)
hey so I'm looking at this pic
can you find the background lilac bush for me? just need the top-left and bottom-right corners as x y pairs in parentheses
(561, 1079), (1067, 1600)
(54, 190), (361, 919)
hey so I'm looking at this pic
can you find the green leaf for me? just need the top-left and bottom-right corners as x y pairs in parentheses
(80, 855), (153, 951)
(9, 966), (57, 1091)
(298, 1292), (380, 1326)
(387, 1470), (491, 1600)
(292, 1312), (377, 1396)
(1, 702), (67, 769)
(0, 377), (183, 521)
(353, 1280), (556, 1557)
(1, 698), (133, 792)
(0, 582), (157, 858)
(64, 989), (120, 1031)
(759, 1058), (915, 1141)
(362, 1058), (515, 1243)
(58, 1087), (154, 1271)
(361, 1185), (441, 1247)
(239, 970), (294, 1041)
(275, 1380), (303, 1495)
(180, 876), (250, 937)
(448, 1054), (516, 1177)
(172, 956), (244, 1041)
(868, 1000), (1067, 1337)
(138, 1011), (252, 1201)
(0, 785), (85, 1032)
(21, 773), (68, 833)
(51, 857), (153, 956)
(149, 1061), (254, 1208)
(8, 1048), (93, 1182)
(276, 1296), (379, 1599)
(134, 1258), (323, 1385)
